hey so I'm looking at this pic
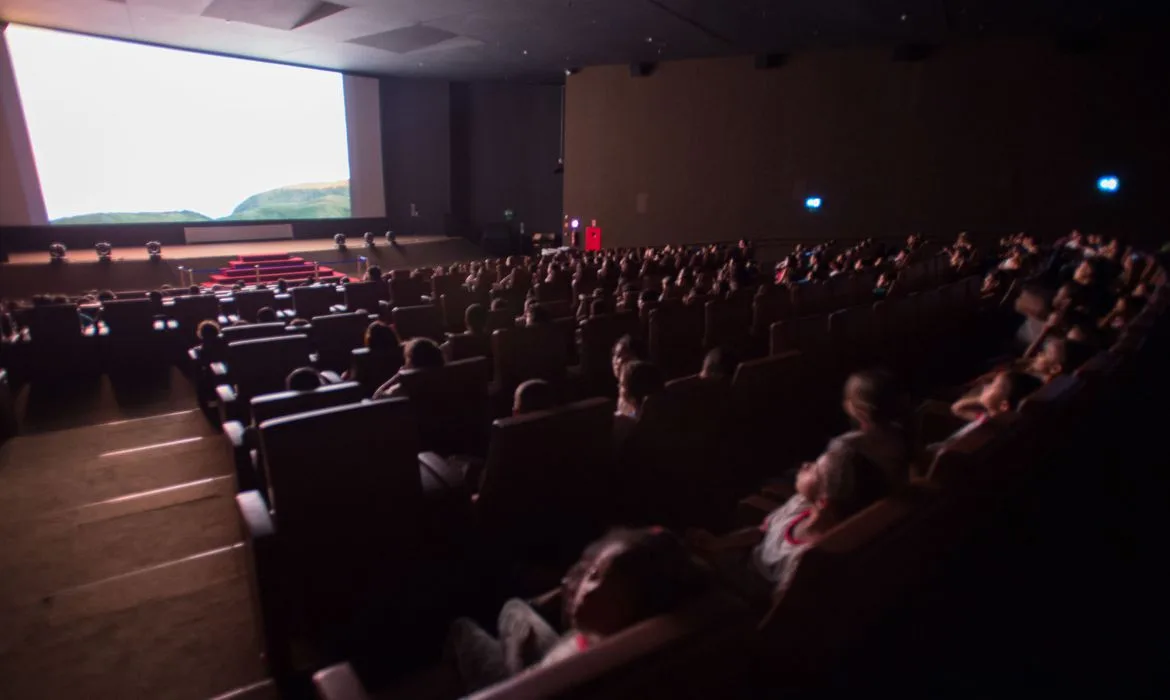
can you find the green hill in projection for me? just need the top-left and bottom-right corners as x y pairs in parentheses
(222, 180), (351, 221)
(52, 210), (213, 225)
(49, 180), (351, 225)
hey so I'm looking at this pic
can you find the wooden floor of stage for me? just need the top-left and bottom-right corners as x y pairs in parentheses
(4, 235), (448, 264)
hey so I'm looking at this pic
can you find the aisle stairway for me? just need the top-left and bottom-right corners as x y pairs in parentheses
(0, 407), (272, 699)
(207, 253), (348, 287)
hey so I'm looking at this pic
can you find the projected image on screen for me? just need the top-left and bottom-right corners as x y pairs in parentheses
(5, 25), (351, 225)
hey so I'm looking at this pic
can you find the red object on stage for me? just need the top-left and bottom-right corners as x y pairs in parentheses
(585, 226), (602, 251)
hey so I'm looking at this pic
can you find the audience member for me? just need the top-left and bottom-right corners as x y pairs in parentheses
(446, 528), (709, 692)
(373, 337), (444, 399)
(256, 307), (278, 324)
(838, 370), (912, 488)
(699, 347), (739, 382)
(286, 367), (325, 392)
(513, 379), (555, 416)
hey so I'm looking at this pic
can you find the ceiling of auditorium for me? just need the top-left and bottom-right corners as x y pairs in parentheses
(0, 0), (1165, 81)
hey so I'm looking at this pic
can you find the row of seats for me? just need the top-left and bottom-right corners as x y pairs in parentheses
(306, 264), (1168, 700)
(209, 250), (983, 690)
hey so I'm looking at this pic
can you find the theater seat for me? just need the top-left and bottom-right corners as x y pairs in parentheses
(492, 324), (570, 395)
(311, 312), (369, 372)
(648, 304), (705, 379)
(424, 398), (616, 562)
(293, 285), (341, 320)
(578, 313), (640, 396)
(344, 280), (386, 313)
(222, 381), (366, 494)
(313, 591), (754, 700)
(171, 294), (222, 344)
(442, 332), (493, 363)
(214, 334), (313, 422)
(239, 398), (467, 680)
(222, 322), (288, 343)
(349, 347), (405, 397)
(618, 375), (739, 529)
(233, 289), (277, 322)
(396, 357), (491, 455)
(393, 304), (446, 343)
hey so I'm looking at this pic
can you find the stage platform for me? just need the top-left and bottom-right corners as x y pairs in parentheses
(0, 236), (487, 298)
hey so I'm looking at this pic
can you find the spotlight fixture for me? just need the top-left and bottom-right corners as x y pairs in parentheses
(363, 231), (375, 247)
(95, 241), (113, 261)
(49, 242), (67, 262)
(334, 233), (347, 250)
(1096, 174), (1120, 194)
(146, 241), (162, 260)
(385, 230), (397, 245)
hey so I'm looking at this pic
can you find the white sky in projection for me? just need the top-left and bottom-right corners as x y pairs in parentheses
(5, 25), (351, 220)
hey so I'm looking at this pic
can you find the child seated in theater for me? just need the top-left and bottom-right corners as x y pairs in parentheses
(949, 370), (1044, 438)
(446, 527), (710, 693)
(1028, 337), (1096, 382)
(286, 367), (325, 392)
(837, 370), (913, 489)
(373, 337), (444, 399)
(610, 334), (647, 382)
(256, 307), (278, 324)
(613, 360), (665, 448)
(699, 346), (738, 383)
(194, 320), (228, 364)
(689, 437), (889, 601)
(513, 379), (555, 416)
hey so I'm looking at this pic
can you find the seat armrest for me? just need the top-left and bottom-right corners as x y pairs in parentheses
(188, 347), (201, 363)
(216, 384), (241, 424)
(320, 370), (342, 385)
(210, 362), (229, 378)
(223, 420), (247, 449)
(735, 494), (780, 529)
(419, 451), (466, 490)
(237, 489), (275, 539)
(313, 663), (372, 700)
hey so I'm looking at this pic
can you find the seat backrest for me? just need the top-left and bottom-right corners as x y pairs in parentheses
(441, 289), (480, 331)
(28, 304), (82, 345)
(477, 398), (615, 552)
(171, 295), (221, 342)
(258, 399), (424, 622)
(648, 304), (705, 379)
(770, 314), (829, 356)
(226, 334), (312, 400)
(752, 292), (793, 335)
(397, 357), (491, 455)
(292, 285), (339, 320)
(465, 593), (755, 700)
(925, 412), (1027, 489)
(622, 376), (737, 527)
(389, 277), (424, 307)
(100, 299), (156, 334)
(234, 290), (277, 322)
(249, 381), (366, 425)
(537, 299), (574, 319)
(349, 346), (404, 396)
(443, 332), (493, 362)
(758, 487), (938, 681)
(392, 304), (445, 342)
(485, 308), (515, 333)
(492, 324), (569, 389)
(579, 313), (640, 393)
(310, 312), (369, 371)
(703, 298), (753, 353)
(343, 280), (384, 312)
(222, 322), (288, 343)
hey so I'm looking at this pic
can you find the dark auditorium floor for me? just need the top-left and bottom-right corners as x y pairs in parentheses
(0, 369), (275, 700)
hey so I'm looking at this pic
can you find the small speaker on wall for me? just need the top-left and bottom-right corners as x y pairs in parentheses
(754, 53), (789, 70)
(629, 62), (656, 78)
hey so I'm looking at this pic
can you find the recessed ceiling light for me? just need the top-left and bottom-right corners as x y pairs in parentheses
(522, 49), (528, 55)
(901, 13), (908, 21)
(646, 36), (653, 43)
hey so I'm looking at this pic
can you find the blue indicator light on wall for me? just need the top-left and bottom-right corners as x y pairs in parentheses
(805, 196), (823, 210)
(1097, 175), (1120, 193)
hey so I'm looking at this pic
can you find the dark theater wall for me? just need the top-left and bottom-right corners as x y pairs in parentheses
(564, 35), (1170, 248)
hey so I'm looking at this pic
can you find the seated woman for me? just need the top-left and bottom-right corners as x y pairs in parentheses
(373, 337), (444, 399)
(446, 527), (710, 693)
(689, 437), (889, 602)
